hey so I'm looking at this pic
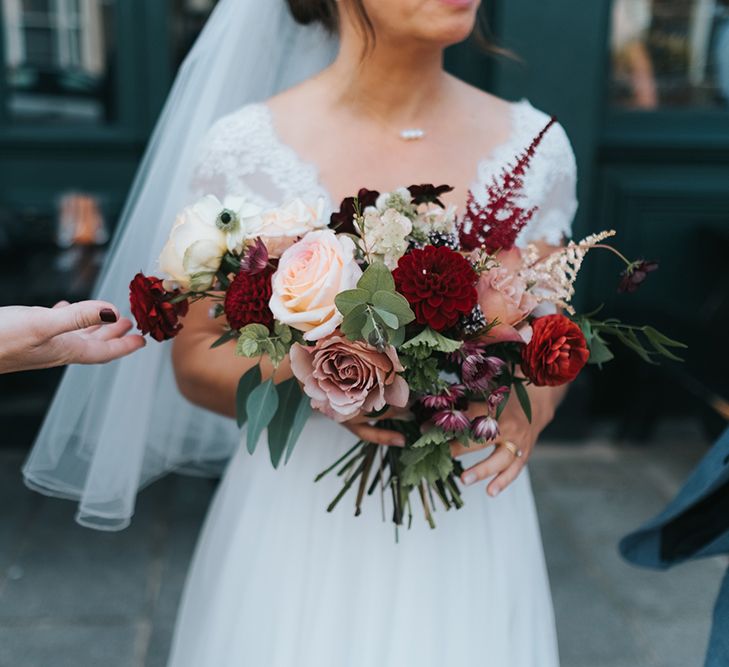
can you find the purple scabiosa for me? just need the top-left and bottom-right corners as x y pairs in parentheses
(433, 409), (471, 434)
(471, 415), (500, 442)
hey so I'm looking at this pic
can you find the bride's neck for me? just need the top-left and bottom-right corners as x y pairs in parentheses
(325, 32), (450, 123)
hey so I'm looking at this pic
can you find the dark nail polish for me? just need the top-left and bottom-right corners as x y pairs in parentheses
(100, 309), (118, 323)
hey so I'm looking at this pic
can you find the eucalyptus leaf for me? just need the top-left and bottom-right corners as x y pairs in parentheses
(388, 326), (407, 349)
(340, 303), (368, 341)
(358, 261), (395, 295)
(246, 379), (279, 455)
(373, 307), (399, 330)
(335, 288), (371, 316)
(371, 290), (415, 326)
(236, 366), (261, 428)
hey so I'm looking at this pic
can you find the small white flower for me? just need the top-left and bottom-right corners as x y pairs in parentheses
(362, 208), (412, 269)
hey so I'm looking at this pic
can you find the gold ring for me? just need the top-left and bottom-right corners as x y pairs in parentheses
(500, 440), (523, 458)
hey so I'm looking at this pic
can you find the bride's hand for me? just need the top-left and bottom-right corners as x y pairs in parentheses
(342, 406), (410, 448)
(450, 384), (564, 497)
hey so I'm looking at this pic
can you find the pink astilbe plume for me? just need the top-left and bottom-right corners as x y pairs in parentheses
(459, 117), (557, 253)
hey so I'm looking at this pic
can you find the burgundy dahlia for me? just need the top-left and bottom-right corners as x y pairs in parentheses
(393, 245), (478, 332)
(129, 273), (188, 342)
(224, 265), (275, 331)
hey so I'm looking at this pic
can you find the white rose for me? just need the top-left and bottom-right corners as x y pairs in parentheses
(258, 198), (326, 258)
(159, 195), (228, 290)
(269, 229), (362, 341)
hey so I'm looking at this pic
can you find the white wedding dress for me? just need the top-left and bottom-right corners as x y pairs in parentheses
(167, 99), (577, 667)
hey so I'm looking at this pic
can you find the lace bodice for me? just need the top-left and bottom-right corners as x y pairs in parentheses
(190, 99), (578, 246)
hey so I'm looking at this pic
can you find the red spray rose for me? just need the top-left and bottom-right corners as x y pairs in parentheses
(129, 273), (189, 342)
(392, 245), (478, 332)
(224, 265), (275, 331)
(521, 314), (590, 386)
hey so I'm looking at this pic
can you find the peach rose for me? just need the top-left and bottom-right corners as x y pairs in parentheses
(269, 229), (362, 341)
(290, 336), (409, 422)
(477, 248), (538, 344)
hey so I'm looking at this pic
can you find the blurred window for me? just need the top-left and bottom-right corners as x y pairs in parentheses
(2, 0), (117, 124)
(610, 0), (729, 109)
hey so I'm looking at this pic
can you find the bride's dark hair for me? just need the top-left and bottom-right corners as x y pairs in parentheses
(286, 0), (372, 35)
(285, 0), (505, 56)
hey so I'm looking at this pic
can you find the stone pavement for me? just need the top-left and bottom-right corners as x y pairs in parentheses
(0, 421), (725, 667)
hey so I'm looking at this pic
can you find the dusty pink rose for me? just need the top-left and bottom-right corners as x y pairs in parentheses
(476, 247), (538, 344)
(289, 336), (409, 423)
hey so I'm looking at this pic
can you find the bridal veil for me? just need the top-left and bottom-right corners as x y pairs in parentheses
(22, 0), (337, 530)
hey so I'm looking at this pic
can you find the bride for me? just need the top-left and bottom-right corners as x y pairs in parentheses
(24, 0), (577, 665)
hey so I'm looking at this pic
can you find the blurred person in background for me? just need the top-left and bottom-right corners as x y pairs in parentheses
(0, 301), (144, 374)
(612, 0), (659, 108)
(621, 426), (729, 667)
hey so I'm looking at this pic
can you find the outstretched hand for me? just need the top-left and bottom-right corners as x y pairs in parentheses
(0, 300), (146, 374)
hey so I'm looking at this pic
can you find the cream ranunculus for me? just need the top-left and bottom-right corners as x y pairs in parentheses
(159, 196), (228, 290)
(257, 198), (326, 258)
(269, 229), (362, 341)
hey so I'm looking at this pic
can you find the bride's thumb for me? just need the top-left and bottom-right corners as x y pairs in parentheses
(45, 300), (120, 337)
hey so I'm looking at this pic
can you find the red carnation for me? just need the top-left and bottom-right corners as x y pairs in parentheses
(129, 273), (189, 342)
(393, 245), (478, 332)
(224, 266), (275, 331)
(521, 314), (589, 386)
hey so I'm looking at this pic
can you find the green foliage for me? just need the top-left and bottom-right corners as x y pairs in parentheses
(513, 380), (532, 423)
(400, 352), (441, 395)
(402, 328), (463, 354)
(335, 261), (415, 350)
(235, 366), (261, 428)
(268, 379), (312, 468)
(245, 379), (279, 455)
(211, 328), (238, 349)
(575, 315), (686, 366)
(400, 442), (454, 487)
(411, 427), (450, 449)
(235, 322), (294, 367)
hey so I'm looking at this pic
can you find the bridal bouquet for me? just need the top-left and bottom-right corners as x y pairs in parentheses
(129, 119), (682, 529)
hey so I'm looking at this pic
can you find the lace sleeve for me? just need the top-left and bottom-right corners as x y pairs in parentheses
(186, 114), (240, 202)
(516, 117), (579, 247)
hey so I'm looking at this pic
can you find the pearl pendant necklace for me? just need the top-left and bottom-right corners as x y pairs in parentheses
(399, 128), (427, 141)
